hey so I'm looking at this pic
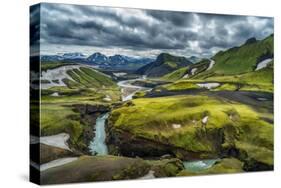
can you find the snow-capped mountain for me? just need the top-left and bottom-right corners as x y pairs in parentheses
(87, 52), (108, 64)
(41, 52), (154, 70)
(62, 52), (86, 59)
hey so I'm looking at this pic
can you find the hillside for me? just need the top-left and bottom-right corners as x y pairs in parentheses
(162, 59), (210, 81)
(199, 34), (273, 77)
(162, 34), (273, 84)
(136, 53), (193, 77)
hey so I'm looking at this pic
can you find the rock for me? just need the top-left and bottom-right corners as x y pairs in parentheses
(148, 158), (185, 177)
(39, 143), (77, 164)
(40, 155), (150, 185)
(72, 104), (110, 115)
(106, 129), (216, 160)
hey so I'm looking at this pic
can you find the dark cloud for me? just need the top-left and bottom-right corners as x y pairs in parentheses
(39, 3), (274, 57)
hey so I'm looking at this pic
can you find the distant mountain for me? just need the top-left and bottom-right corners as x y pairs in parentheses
(62, 52), (86, 59)
(187, 56), (201, 64)
(136, 53), (193, 77)
(87, 52), (108, 64)
(41, 52), (153, 70)
(86, 53), (153, 70)
(41, 55), (64, 62)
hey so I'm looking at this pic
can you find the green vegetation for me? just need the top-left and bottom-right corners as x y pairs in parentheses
(162, 67), (189, 81)
(109, 94), (273, 165)
(137, 53), (192, 77)
(40, 64), (121, 152)
(41, 62), (77, 72)
(207, 35), (273, 75)
(160, 80), (199, 91)
(162, 59), (210, 81)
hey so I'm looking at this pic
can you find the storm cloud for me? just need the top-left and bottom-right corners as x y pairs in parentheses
(39, 3), (273, 58)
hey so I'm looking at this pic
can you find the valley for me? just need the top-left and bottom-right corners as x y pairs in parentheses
(33, 34), (274, 184)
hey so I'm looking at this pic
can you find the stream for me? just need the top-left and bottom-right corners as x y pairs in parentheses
(89, 76), (151, 155)
(89, 113), (109, 155)
(183, 159), (220, 172)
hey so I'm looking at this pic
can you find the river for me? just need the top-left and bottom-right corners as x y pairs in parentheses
(117, 76), (151, 101)
(89, 76), (151, 155)
(89, 113), (109, 155)
(183, 159), (220, 172)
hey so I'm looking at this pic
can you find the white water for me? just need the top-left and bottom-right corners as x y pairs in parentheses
(183, 159), (220, 172)
(197, 82), (220, 89)
(89, 113), (109, 155)
(40, 133), (71, 151)
(40, 157), (78, 171)
(255, 58), (273, 71)
(207, 59), (215, 70)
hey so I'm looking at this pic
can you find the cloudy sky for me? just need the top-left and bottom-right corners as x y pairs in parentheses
(39, 3), (273, 58)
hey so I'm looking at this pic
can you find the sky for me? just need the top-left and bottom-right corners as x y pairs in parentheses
(38, 3), (273, 58)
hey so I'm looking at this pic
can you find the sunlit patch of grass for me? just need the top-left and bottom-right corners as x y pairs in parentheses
(109, 94), (271, 154)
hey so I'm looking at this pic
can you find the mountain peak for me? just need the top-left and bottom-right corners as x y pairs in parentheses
(245, 37), (257, 45)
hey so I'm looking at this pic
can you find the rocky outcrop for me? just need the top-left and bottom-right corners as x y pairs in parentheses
(67, 104), (111, 154)
(41, 155), (150, 185)
(106, 128), (220, 160)
(149, 158), (184, 177)
(72, 103), (110, 115)
(40, 143), (78, 164)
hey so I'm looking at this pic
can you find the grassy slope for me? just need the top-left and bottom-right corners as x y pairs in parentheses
(160, 35), (273, 93)
(41, 62), (78, 72)
(40, 64), (120, 151)
(209, 35), (273, 75)
(109, 95), (273, 164)
(160, 65), (273, 93)
(162, 59), (210, 81)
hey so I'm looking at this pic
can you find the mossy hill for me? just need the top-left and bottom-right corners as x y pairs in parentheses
(136, 53), (192, 77)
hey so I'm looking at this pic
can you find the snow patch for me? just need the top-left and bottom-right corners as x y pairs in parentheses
(183, 73), (189, 78)
(172, 123), (182, 129)
(113, 72), (127, 77)
(202, 116), (209, 124)
(40, 133), (71, 151)
(255, 58), (273, 71)
(197, 83), (220, 89)
(40, 157), (78, 171)
(207, 59), (215, 70)
(191, 68), (197, 75)
(50, 92), (59, 97)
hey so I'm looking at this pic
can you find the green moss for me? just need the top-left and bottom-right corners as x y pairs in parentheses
(109, 94), (270, 155)
(161, 80), (199, 91)
(41, 62), (77, 72)
(162, 67), (189, 81)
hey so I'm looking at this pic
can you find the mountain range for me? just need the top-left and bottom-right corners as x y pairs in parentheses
(41, 52), (154, 71)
